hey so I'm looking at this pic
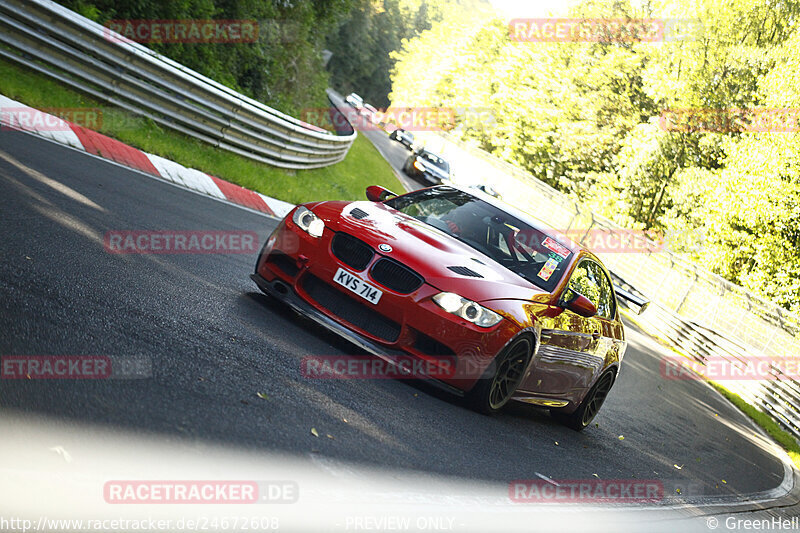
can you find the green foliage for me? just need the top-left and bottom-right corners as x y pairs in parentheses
(53, 0), (354, 115)
(326, 0), (493, 108)
(52, 0), (476, 114)
(390, 0), (800, 312)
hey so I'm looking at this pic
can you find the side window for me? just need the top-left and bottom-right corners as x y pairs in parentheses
(587, 262), (616, 319)
(567, 262), (601, 310)
(566, 260), (615, 319)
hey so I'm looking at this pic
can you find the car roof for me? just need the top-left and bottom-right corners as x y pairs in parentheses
(419, 149), (446, 160)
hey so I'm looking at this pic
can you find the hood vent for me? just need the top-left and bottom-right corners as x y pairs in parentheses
(349, 208), (369, 220)
(447, 266), (483, 278)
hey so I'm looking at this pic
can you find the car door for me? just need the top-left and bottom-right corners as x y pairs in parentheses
(585, 260), (626, 368)
(523, 259), (607, 396)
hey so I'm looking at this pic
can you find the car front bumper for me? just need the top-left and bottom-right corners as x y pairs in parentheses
(253, 221), (518, 392)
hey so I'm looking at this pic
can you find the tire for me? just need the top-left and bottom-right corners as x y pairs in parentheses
(466, 336), (532, 415)
(551, 370), (615, 431)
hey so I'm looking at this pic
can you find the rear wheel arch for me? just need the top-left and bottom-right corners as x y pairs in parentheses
(551, 367), (617, 431)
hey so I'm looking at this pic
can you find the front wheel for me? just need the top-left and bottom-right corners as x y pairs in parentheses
(466, 336), (532, 415)
(551, 370), (615, 431)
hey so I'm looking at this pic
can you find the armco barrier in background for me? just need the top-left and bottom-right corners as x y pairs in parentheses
(0, 0), (355, 169)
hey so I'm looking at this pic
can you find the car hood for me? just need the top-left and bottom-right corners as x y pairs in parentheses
(311, 200), (552, 304)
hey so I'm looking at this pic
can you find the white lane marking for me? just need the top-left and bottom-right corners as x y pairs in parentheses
(535, 472), (560, 486)
(0, 148), (106, 212)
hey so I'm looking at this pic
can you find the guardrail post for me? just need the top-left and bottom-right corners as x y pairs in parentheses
(675, 267), (698, 316)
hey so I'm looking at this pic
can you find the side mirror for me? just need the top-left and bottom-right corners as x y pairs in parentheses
(560, 288), (597, 318)
(366, 185), (397, 202)
(568, 295), (598, 318)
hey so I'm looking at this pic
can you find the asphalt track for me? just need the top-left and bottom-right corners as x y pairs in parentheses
(0, 128), (794, 529)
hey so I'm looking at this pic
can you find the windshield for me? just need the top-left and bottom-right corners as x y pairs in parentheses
(420, 152), (450, 172)
(386, 187), (573, 291)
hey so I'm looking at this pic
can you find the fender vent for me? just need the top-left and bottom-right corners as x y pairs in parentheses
(349, 208), (369, 220)
(447, 266), (483, 278)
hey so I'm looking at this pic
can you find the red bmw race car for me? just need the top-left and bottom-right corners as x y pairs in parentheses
(252, 185), (647, 430)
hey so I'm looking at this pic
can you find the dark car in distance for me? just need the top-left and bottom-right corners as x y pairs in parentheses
(403, 149), (451, 184)
(389, 128), (415, 150)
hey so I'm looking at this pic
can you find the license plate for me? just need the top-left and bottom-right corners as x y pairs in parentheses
(333, 267), (383, 305)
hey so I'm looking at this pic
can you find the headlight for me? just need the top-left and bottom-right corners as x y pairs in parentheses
(413, 159), (426, 171)
(292, 206), (325, 238)
(433, 292), (503, 328)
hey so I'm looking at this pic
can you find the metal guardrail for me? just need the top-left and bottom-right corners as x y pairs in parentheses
(614, 266), (800, 438)
(0, 0), (356, 169)
(634, 300), (800, 438)
(432, 130), (800, 440)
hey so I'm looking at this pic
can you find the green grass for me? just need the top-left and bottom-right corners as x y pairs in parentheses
(0, 57), (402, 205)
(621, 308), (800, 470)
